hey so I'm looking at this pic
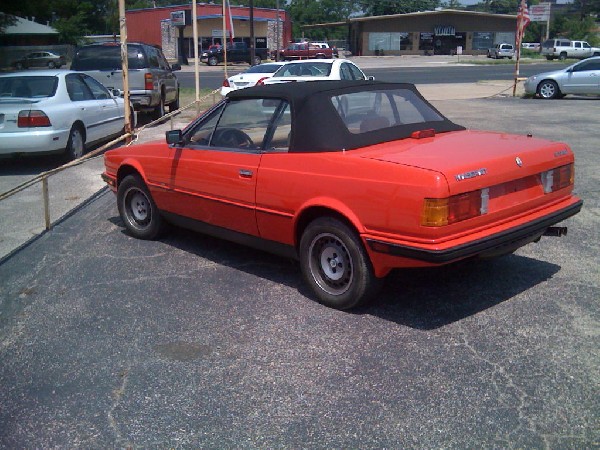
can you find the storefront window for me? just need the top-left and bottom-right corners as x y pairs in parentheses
(368, 32), (412, 51)
(472, 32), (494, 50)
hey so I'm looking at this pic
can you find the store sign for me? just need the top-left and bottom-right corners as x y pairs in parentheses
(530, 3), (551, 22)
(434, 25), (456, 36)
(171, 11), (186, 27)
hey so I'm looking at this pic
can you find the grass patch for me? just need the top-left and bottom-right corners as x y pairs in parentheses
(176, 87), (222, 122)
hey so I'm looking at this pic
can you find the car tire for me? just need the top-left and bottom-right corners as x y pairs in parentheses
(65, 125), (85, 160)
(559, 52), (567, 61)
(537, 80), (560, 99)
(299, 217), (382, 310)
(152, 93), (165, 120)
(168, 89), (180, 112)
(48, 61), (56, 69)
(16, 62), (24, 70)
(208, 56), (219, 66)
(117, 174), (165, 240)
(253, 55), (262, 66)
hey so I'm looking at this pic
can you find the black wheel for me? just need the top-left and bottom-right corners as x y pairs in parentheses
(168, 89), (180, 112)
(208, 56), (219, 66)
(65, 125), (85, 160)
(537, 80), (561, 99)
(48, 61), (56, 69)
(559, 52), (567, 61)
(299, 217), (382, 310)
(152, 93), (165, 119)
(253, 55), (262, 65)
(16, 62), (24, 70)
(117, 175), (165, 240)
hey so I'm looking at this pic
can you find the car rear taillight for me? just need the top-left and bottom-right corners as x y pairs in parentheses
(222, 79), (230, 87)
(541, 164), (574, 194)
(255, 77), (269, 86)
(422, 189), (489, 227)
(144, 73), (154, 90)
(18, 110), (51, 128)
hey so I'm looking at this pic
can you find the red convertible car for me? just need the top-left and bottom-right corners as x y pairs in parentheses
(102, 81), (582, 309)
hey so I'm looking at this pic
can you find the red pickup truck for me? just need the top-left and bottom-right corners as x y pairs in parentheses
(279, 43), (334, 60)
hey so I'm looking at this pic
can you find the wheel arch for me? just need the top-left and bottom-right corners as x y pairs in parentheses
(294, 202), (364, 251)
(116, 162), (147, 188)
(537, 78), (561, 97)
(71, 120), (87, 142)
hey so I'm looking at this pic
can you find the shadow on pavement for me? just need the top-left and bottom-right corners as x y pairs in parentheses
(108, 212), (561, 330)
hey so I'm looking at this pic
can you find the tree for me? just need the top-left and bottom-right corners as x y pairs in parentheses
(288, 0), (357, 40)
(358, 0), (441, 16)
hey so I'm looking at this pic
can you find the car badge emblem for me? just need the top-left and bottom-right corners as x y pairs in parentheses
(516, 157), (523, 167)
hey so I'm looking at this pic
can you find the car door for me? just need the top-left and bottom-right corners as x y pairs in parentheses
(561, 59), (600, 94)
(65, 73), (107, 143)
(167, 98), (275, 236)
(80, 74), (123, 135)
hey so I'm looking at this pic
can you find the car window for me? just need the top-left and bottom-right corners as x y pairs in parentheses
(146, 46), (160, 69)
(332, 89), (445, 134)
(274, 62), (332, 77)
(66, 73), (94, 101)
(0, 76), (58, 98)
(573, 60), (600, 72)
(340, 63), (353, 80)
(575, 42), (581, 48)
(72, 45), (147, 70)
(347, 63), (366, 80)
(81, 74), (112, 100)
(264, 101), (291, 152)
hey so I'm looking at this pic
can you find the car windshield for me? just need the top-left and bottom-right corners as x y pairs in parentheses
(246, 64), (283, 74)
(0, 76), (58, 98)
(273, 62), (333, 78)
(71, 45), (146, 70)
(331, 88), (445, 134)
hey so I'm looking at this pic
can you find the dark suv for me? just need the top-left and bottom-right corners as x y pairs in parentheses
(71, 42), (180, 118)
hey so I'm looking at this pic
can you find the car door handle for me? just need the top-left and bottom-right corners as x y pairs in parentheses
(239, 169), (253, 178)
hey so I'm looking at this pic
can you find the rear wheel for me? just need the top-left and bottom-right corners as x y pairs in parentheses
(208, 56), (219, 66)
(152, 93), (165, 120)
(253, 55), (262, 65)
(65, 125), (85, 160)
(299, 217), (382, 310)
(559, 52), (567, 60)
(537, 80), (560, 99)
(168, 89), (180, 112)
(117, 175), (165, 240)
(48, 61), (56, 69)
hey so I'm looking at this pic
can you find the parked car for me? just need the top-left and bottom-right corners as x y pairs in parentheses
(541, 39), (600, 60)
(523, 56), (600, 99)
(261, 59), (371, 85)
(12, 51), (66, 70)
(221, 62), (288, 96)
(0, 70), (131, 160)
(522, 42), (540, 49)
(71, 42), (180, 119)
(101, 81), (582, 310)
(279, 42), (334, 60)
(487, 43), (515, 59)
(200, 42), (269, 66)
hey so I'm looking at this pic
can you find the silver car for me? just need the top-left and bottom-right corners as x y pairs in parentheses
(0, 70), (129, 160)
(523, 56), (600, 99)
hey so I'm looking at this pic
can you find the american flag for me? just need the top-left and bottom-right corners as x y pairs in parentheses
(225, 0), (235, 44)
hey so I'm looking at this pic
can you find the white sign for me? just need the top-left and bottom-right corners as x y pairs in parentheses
(457, 46), (463, 55)
(530, 3), (551, 22)
(170, 10), (186, 27)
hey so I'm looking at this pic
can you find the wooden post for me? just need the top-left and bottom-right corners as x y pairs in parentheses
(42, 176), (51, 230)
(118, 0), (132, 143)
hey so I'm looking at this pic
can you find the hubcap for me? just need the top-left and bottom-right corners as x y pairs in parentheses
(126, 189), (151, 226)
(309, 232), (353, 295)
(540, 83), (555, 98)
(71, 131), (84, 158)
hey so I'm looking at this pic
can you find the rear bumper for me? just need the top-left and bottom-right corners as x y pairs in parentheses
(0, 129), (69, 155)
(366, 199), (583, 264)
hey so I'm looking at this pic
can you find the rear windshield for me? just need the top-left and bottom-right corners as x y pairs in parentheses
(71, 45), (147, 71)
(246, 64), (284, 74)
(0, 76), (58, 98)
(274, 62), (333, 77)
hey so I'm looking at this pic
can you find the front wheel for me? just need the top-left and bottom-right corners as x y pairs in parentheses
(253, 55), (262, 65)
(559, 52), (567, 61)
(117, 175), (165, 240)
(299, 217), (382, 309)
(537, 80), (560, 99)
(208, 56), (219, 66)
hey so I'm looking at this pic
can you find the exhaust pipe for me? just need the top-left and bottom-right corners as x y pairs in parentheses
(543, 226), (568, 237)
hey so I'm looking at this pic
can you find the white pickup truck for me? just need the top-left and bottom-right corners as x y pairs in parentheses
(541, 39), (600, 60)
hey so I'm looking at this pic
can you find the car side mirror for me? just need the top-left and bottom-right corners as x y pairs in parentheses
(112, 89), (123, 97)
(171, 63), (181, 71)
(166, 129), (183, 145)
(367, 76), (375, 81)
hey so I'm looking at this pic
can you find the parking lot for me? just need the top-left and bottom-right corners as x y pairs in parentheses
(1, 90), (599, 447)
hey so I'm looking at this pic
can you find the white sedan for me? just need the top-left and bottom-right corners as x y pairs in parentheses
(261, 59), (372, 85)
(0, 70), (130, 160)
(523, 56), (600, 99)
(221, 62), (288, 96)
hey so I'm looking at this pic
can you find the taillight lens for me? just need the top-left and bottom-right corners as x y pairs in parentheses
(541, 164), (574, 193)
(422, 189), (488, 227)
(222, 79), (230, 87)
(144, 73), (153, 90)
(18, 110), (51, 128)
(255, 77), (268, 86)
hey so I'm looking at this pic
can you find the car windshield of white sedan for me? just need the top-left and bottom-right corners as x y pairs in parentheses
(273, 62), (332, 78)
(332, 88), (445, 134)
(0, 76), (58, 99)
(245, 63), (284, 74)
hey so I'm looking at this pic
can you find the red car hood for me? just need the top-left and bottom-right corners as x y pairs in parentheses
(358, 130), (573, 194)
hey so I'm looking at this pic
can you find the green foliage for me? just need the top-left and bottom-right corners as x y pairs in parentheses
(288, 0), (355, 40)
(358, 0), (441, 16)
(470, 0), (518, 14)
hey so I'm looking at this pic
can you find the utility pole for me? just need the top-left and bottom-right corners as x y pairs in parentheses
(118, 0), (132, 142)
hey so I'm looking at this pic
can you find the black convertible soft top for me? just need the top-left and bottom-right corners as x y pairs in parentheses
(226, 80), (465, 153)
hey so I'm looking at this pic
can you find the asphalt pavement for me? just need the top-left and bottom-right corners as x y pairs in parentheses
(0, 61), (599, 447)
